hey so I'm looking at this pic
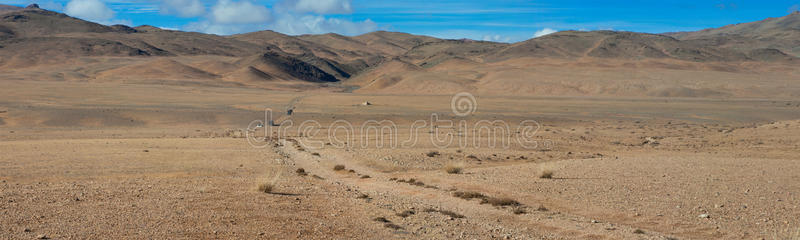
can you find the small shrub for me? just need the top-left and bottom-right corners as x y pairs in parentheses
(444, 162), (464, 174)
(389, 177), (398, 181)
(333, 165), (346, 171)
(373, 217), (390, 223)
(538, 165), (554, 179)
(384, 223), (403, 230)
(396, 210), (415, 218)
(311, 152), (320, 156)
(423, 208), (465, 218)
(295, 168), (307, 176)
(481, 197), (520, 206)
(257, 183), (273, 193)
(357, 194), (369, 199)
(453, 191), (486, 200)
(633, 229), (645, 234)
(438, 210), (465, 219)
(425, 151), (440, 157)
(360, 175), (371, 179)
(536, 205), (549, 212)
(512, 207), (527, 215)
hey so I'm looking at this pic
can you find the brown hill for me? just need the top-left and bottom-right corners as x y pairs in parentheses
(485, 31), (751, 62)
(94, 58), (219, 81)
(667, 12), (800, 57)
(1, 6), (798, 97)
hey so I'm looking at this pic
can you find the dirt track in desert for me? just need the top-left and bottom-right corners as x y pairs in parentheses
(2, 80), (800, 239)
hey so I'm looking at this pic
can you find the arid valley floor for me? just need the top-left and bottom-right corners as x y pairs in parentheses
(2, 4), (800, 239)
(2, 80), (800, 239)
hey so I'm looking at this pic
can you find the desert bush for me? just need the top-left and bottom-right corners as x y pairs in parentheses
(438, 210), (465, 218)
(333, 164), (346, 171)
(373, 217), (390, 223)
(425, 151), (440, 157)
(481, 197), (520, 206)
(257, 170), (281, 193)
(424, 208), (465, 218)
(384, 223), (403, 230)
(360, 175), (371, 179)
(538, 165), (554, 179)
(453, 191), (486, 200)
(512, 207), (527, 215)
(444, 162), (464, 174)
(396, 210), (415, 218)
(295, 168), (307, 176)
(536, 204), (549, 211)
(257, 183), (274, 193)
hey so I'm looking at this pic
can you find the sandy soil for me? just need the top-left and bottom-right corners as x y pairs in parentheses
(1, 80), (799, 239)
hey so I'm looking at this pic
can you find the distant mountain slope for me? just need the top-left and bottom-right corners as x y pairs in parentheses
(666, 12), (800, 56)
(0, 5), (798, 97)
(485, 31), (753, 62)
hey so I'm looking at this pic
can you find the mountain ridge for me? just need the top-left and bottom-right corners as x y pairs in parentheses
(1, 5), (798, 97)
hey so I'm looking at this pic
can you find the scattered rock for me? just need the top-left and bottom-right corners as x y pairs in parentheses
(698, 213), (710, 218)
(362, 101), (372, 106)
(36, 234), (48, 239)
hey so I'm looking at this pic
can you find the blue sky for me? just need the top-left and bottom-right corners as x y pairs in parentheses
(3, 0), (799, 42)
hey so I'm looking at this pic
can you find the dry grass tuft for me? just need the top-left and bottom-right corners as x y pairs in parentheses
(257, 170), (281, 193)
(538, 164), (554, 179)
(444, 162), (464, 174)
(333, 164), (346, 171)
(633, 229), (645, 234)
(257, 183), (274, 193)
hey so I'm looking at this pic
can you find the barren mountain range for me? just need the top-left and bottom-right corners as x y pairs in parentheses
(1, 4), (799, 97)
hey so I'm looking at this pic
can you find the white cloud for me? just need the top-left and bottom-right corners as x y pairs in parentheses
(64, 0), (114, 22)
(283, 0), (352, 14)
(160, 0), (205, 17)
(183, 0), (374, 36)
(211, 0), (271, 24)
(481, 35), (511, 42)
(532, 28), (557, 38)
(270, 13), (376, 35)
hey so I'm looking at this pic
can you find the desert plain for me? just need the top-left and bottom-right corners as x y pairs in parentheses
(2, 4), (800, 240)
